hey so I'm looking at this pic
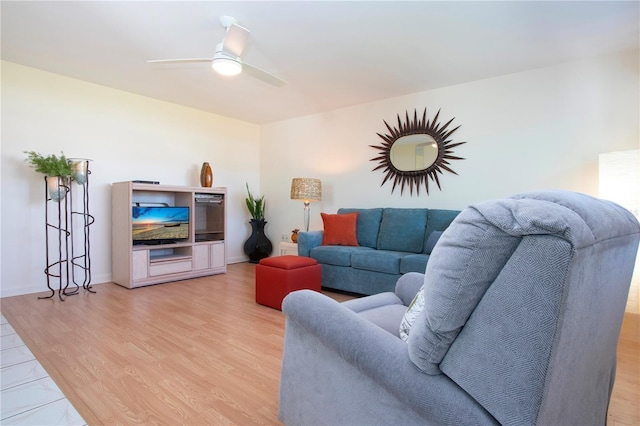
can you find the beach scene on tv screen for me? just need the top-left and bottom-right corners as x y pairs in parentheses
(132, 207), (189, 241)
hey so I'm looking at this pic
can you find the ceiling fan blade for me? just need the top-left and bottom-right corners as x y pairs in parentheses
(147, 58), (213, 64)
(222, 24), (249, 57)
(243, 62), (286, 87)
(147, 17), (282, 87)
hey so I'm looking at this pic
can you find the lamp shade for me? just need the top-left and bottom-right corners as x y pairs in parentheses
(290, 178), (322, 202)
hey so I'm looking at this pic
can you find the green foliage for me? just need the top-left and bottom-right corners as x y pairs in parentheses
(245, 183), (265, 220)
(24, 151), (73, 177)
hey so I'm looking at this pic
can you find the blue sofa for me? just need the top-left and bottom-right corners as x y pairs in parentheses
(297, 207), (460, 295)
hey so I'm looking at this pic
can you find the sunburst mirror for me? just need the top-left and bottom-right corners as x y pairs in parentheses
(370, 108), (466, 195)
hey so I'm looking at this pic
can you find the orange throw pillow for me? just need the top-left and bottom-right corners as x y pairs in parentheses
(321, 212), (359, 246)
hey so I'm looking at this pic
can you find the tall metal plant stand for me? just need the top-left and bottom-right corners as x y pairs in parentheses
(70, 164), (95, 293)
(40, 162), (95, 301)
(40, 176), (75, 301)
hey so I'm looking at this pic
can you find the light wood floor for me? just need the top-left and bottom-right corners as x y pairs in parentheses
(1, 262), (638, 425)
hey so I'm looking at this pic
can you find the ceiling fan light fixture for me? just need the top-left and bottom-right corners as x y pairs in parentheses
(212, 56), (242, 76)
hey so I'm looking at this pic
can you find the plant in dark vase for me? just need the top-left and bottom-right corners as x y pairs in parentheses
(243, 183), (272, 263)
(24, 151), (73, 202)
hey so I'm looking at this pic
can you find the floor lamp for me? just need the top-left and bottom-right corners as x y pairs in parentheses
(290, 178), (322, 232)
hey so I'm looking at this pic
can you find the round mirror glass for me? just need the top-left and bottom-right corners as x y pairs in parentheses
(390, 134), (438, 171)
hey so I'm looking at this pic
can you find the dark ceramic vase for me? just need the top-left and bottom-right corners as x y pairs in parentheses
(244, 219), (273, 263)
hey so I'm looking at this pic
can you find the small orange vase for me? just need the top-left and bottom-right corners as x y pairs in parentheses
(200, 162), (213, 187)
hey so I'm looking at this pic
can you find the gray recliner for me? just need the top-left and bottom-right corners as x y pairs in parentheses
(279, 190), (640, 425)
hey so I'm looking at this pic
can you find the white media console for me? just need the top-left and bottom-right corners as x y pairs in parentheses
(111, 181), (227, 288)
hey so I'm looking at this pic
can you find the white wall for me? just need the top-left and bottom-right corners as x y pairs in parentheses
(261, 50), (639, 244)
(2, 50), (639, 298)
(1, 62), (261, 297)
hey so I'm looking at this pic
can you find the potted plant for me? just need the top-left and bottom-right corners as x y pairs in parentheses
(24, 151), (73, 202)
(243, 183), (272, 262)
(245, 182), (265, 220)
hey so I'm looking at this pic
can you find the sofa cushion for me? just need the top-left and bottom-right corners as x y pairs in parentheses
(377, 209), (428, 253)
(310, 245), (372, 267)
(321, 212), (359, 246)
(358, 304), (409, 336)
(338, 208), (383, 248)
(423, 209), (460, 253)
(399, 254), (429, 274)
(407, 202), (522, 375)
(424, 231), (443, 254)
(342, 291), (404, 313)
(351, 250), (409, 275)
(407, 196), (594, 375)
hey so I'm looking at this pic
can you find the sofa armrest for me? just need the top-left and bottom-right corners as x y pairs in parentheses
(395, 272), (425, 306)
(280, 290), (496, 424)
(296, 230), (323, 256)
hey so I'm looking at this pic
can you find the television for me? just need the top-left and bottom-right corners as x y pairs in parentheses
(132, 206), (190, 245)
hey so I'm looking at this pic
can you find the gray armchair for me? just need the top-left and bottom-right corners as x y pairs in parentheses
(279, 190), (640, 425)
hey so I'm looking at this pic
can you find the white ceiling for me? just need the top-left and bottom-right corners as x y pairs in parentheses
(2, 1), (638, 124)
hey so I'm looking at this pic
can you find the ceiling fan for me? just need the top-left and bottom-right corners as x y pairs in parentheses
(147, 16), (285, 87)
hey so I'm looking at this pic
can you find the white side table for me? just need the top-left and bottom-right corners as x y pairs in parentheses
(279, 242), (298, 256)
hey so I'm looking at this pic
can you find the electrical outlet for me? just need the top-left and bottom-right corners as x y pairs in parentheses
(281, 234), (288, 241)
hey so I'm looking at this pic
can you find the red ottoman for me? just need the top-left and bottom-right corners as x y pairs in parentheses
(256, 256), (321, 310)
